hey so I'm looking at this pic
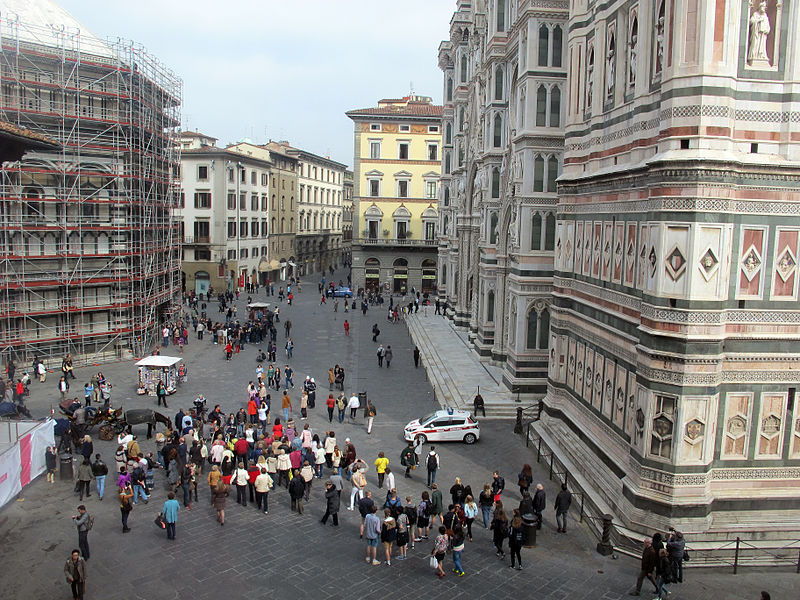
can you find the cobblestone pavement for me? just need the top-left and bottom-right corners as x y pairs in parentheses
(0, 271), (794, 599)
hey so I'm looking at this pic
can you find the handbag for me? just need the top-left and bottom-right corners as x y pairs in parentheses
(682, 550), (690, 562)
(429, 555), (438, 569)
(154, 513), (166, 529)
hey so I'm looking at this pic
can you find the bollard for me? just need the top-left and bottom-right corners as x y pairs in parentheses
(59, 453), (74, 481)
(514, 407), (523, 434)
(596, 513), (614, 556)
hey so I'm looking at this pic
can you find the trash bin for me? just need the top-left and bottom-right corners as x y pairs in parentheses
(59, 453), (74, 481)
(522, 512), (538, 547)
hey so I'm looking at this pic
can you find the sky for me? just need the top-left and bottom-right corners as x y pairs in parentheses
(57, 0), (456, 167)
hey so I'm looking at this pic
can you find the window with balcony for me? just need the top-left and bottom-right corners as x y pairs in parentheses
(193, 220), (210, 242)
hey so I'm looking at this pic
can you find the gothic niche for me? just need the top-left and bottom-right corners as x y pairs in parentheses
(606, 31), (616, 99)
(654, 1), (665, 76)
(628, 13), (638, 87)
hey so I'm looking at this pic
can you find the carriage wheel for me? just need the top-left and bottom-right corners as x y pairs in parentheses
(98, 424), (115, 441)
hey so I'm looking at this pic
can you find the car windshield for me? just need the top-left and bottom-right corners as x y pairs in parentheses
(418, 412), (438, 425)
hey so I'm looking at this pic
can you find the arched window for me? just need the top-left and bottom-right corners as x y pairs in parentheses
(536, 85), (547, 127)
(444, 152), (451, 174)
(446, 77), (453, 101)
(533, 155), (544, 192)
(526, 309), (538, 349)
(491, 167), (501, 198)
(544, 213), (556, 250)
(494, 66), (504, 101)
(552, 25), (563, 67)
(487, 290), (495, 322)
(489, 213), (498, 244)
(539, 308), (550, 349)
(550, 86), (561, 127)
(460, 53), (468, 83)
(531, 213), (542, 250)
(445, 122), (452, 144)
(547, 156), (559, 192)
(443, 186), (450, 206)
(538, 24), (549, 67)
(290, 217), (294, 231)
(497, 0), (506, 32)
(271, 217), (276, 232)
(493, 113), (502, 147)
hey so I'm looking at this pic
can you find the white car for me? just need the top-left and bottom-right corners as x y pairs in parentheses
(404, 409), (480, 445)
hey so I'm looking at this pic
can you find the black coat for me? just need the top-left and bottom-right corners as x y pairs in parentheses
(554, 489), (572, 512)
(325, 487), (340, 513)
(533, 488), (546, 512)
(288, 476), (305, 499)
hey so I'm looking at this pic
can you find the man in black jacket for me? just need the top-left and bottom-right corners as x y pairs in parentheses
(320, 481), (340, 526)
(289, 469), (306, 514)
(532, 483), (546, 529)
(554, 483), (572, 533)
(630, 538), (658, 596)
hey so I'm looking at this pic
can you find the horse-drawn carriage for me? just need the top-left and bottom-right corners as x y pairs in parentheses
(58, 400), (169, 441)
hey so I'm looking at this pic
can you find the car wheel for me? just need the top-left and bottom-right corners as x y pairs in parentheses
(463, 433), (477, 445)
(415, 434), (427, 444)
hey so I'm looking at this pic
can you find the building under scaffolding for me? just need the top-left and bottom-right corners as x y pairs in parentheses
(0, 1), (182, 371)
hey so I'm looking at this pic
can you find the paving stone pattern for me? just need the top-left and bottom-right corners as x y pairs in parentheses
(0, 271), (794, 599)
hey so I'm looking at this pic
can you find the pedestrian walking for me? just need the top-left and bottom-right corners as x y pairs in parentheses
(76, 457), (93, 501)
(491, 508), (508, 558)
(554, 483), (572, 533)
(64, 549), (87, 600)
(666, 529), (686, 583)
(396, 504), (410, 559)
(376, 344), (385, 367)
(349, 459), (367, 509)
(364, 504), (382, 565)
(374, 452), (389, 488)
(384, 345), (393, 367)
(491, 471), (505, 501)
(630, 537), (658, 596)
(325, 393), (335, 422)
(366, 399), (376, 434)
(381, 508), (397, 565)
(214, 482), (229, 525)
(91, 453), (108, 500)
(232, 462), (249, 506)
(162, 492), (180, 540)
(45, 446), (57, 483)
(289, 469), (306, 513)
(425, 447), (439, 487)
(533, 483), (546, 529)
(343, 320), (350, 336)
(320, 480), (340, 526)
(479, 483), (494, 527)
(400, 442), (417, 478)
(347, 392), (360, 420)
(508, 510), (524, 569)
(413, 346), (420, 368)
(72, 505), (91, 559)
(430, 483), (444, 524)
(463, 495), (478, 540)
(118, 484), (133, 533)
(371, 323), (380, 342)
(655, 548), (672, 599)
(282, 391), (292, 422)
(451, 523), (466, 575)
(431, 525), (449, 578)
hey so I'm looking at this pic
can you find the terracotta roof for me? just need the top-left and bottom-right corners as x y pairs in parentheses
(346, 103), (443, 119)
(180, 130), (217, 140)
(0, 120), (59, 149)
(179, 146), (272, 165)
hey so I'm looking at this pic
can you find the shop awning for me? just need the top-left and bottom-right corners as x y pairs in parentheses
(259, 259), (282, 272)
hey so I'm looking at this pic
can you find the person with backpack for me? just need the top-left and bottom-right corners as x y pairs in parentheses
(400, 442), (417, 478)
(72, 505), (91, 559)
(381, 508), (397, 565)
(508, 510), (525, 570)
(426, 447), (439, 487)
(336, 393), (346, 423)
(395, 502), (410, 560)
(91, 453), (108, 501)
(491, 508), (509, 558)
(130, 463), (149, 505)
(348, 459), (368, 510)
(118, 484), (133, 533)
(403, 495), (418, 549)
(414, 490), (432, 541)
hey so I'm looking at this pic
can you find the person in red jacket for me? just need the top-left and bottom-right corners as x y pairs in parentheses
(247, 398), (258, 424)
(225, 343), (233, 361)
(343, 320), (350, 336)
(234, 437), (249, 468)
(326, 394), (336, 423)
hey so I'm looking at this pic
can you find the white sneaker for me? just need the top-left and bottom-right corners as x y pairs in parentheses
(386, 560), (391, 566)
(365, 557), (371, 563)
(371, 560), (381, 566)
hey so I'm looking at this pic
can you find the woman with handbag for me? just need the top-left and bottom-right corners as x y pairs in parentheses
(119, 484), (133, 533)
(214, 482), (229, 525)
(430, 525), (449, 579)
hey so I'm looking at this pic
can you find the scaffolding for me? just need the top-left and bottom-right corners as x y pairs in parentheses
(0, 11), (182, 371)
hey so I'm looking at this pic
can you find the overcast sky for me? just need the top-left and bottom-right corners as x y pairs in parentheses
(58, 0), (454, 167)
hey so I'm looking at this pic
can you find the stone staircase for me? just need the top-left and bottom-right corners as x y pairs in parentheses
(405, 313), (519, 418)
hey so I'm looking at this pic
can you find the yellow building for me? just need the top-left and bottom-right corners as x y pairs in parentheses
(346, 95), (442, 294)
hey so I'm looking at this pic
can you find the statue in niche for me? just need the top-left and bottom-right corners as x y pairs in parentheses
(655, 17), (665, 73)
(586, 58), (594, 108)
(629, 33), (637, 86)
(606, 42), (615, 98)
(508, 206), (518, 251)
(747, 1), (771, 66)
(513, 153), (523, 182)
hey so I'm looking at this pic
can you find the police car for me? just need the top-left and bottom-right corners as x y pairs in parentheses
(404, 408), (480, 445)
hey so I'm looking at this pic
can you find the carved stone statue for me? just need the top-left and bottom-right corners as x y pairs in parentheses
(508, 206), (518, 250)
(629, 34), (637, 86)
(587, 60), (594, 108)
(513, 153), (522, 181)
(606, 45), (615, 98)
(655, 17), (665, 73)
(747, 1), (771, 65)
